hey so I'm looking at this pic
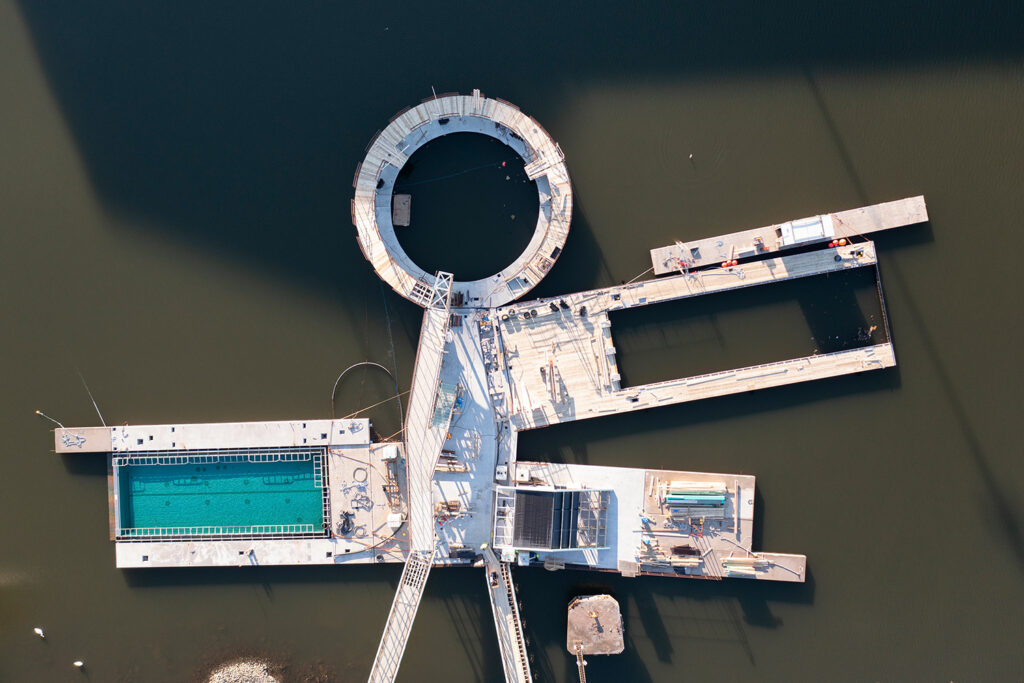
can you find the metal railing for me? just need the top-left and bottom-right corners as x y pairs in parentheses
(368, 549), (436, 683)
(113, 447), (323, 468)
(498, 561), (532, 682)
(118, 523), (318, 538)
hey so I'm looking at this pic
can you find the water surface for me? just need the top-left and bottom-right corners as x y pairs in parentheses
(2, 1), (1023, 681)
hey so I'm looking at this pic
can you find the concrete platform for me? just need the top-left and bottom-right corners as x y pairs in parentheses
(512, 461), (805, 582)
(56, 418), (374, 454)
(650, 195), (927, 275)
(326, 442), (409, 562)
(495, 242), (892, 430)
(567, 595), (624, 655)
(430, 312), (503, 560)
(351, 89), (572, 308)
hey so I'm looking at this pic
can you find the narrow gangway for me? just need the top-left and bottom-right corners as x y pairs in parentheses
(483, 546), (533, 683)
(368, 274), (457, 683)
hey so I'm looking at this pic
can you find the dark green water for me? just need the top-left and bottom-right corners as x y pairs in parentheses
(394, 133), (537, 281)
(2, 1), (1023, 680)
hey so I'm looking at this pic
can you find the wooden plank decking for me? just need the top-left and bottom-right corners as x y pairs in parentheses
(494, 242), (893, 430)
(650, 195), (927, 275)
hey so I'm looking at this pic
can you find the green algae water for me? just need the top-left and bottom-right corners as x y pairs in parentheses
(2, 1), (1023, 681)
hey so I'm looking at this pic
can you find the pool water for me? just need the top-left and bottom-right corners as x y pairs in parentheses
(116, 453), (325, 537)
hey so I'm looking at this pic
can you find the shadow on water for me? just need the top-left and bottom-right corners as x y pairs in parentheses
(528, 192), (618, 300)
(751, 487), (766, 554)
(803, 68), (1024, 576)
(59, 452), (108, 476)
(431, 569), (506, 683)
(516, 562), (814, 680)
(122, 561), (401, 589)
(519, 366), (901, 464)
(19, 2), (1013, 313)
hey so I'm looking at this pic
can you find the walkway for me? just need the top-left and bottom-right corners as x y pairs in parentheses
(483, 546), (532, 683)
(497, 242), (895, 430)
(650, 195), (927, 274)
(351, 89), (572, 308)
(368, 274), (455, 682)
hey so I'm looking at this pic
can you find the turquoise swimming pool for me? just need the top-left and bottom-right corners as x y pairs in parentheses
(115, 449), (326, 538)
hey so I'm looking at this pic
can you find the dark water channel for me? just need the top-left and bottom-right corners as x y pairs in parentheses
(2, 1), (1023, 681)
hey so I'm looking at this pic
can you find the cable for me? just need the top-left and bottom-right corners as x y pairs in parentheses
(624, 266), (654, 286)
(380, 281), (405, 428)
(393, 158), (517, 189)
(341, 390), (411, 420)
(330, 361), (396, 419)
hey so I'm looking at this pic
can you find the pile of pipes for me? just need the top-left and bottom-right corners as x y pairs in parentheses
(721, 554), (771, 577)
(662, 481), (727, 519)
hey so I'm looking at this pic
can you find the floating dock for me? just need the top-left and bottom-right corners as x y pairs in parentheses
(567, 595), (624, 656)
(49, 90), (928, 683)
(649, 195), (927, 275)
(56, 419), (408, 568)
(351, 89), (571, 308)
(392, 194), (411, 227)
(495, 241), (892, 430)
(502, 461), (805, 582)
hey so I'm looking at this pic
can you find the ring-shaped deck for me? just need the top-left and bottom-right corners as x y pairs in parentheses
(351, 89), (572, 309)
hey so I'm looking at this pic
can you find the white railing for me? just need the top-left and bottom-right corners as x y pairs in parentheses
(113, 447), (322, 468)
(367, 281), (455, 682)
(368, 549), (436, 683)
(118, 523), (318, 538)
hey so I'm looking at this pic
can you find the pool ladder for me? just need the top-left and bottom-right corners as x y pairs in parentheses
(313, 457), (323, 488)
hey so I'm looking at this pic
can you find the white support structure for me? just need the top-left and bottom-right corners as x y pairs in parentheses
(428, 270), (454, 311)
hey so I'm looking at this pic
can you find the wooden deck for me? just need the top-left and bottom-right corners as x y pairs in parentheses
(494, 242), (893, 430)
(650, 195), (927, 275)
(352, 89), (572, 308)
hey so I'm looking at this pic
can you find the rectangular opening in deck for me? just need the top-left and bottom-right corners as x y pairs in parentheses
(112, 447), (328, 541)
(609, 267), (888, 388)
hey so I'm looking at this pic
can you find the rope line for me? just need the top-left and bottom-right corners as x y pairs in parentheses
(393, 158), (517, 189)
(380, 282), (405, 428)
(341, 390), (411, 420)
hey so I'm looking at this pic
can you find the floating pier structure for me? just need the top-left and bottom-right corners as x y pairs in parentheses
(50, 91), (928, 683)
(568, 595), (624, 683)
(649, 195), (927, 275)
(496, 240), (894, 431)
(567, 595), (624, 656)
(351, 88), (571, 308)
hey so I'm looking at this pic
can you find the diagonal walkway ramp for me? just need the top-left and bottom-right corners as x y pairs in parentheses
(368, 273), (456, 683)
